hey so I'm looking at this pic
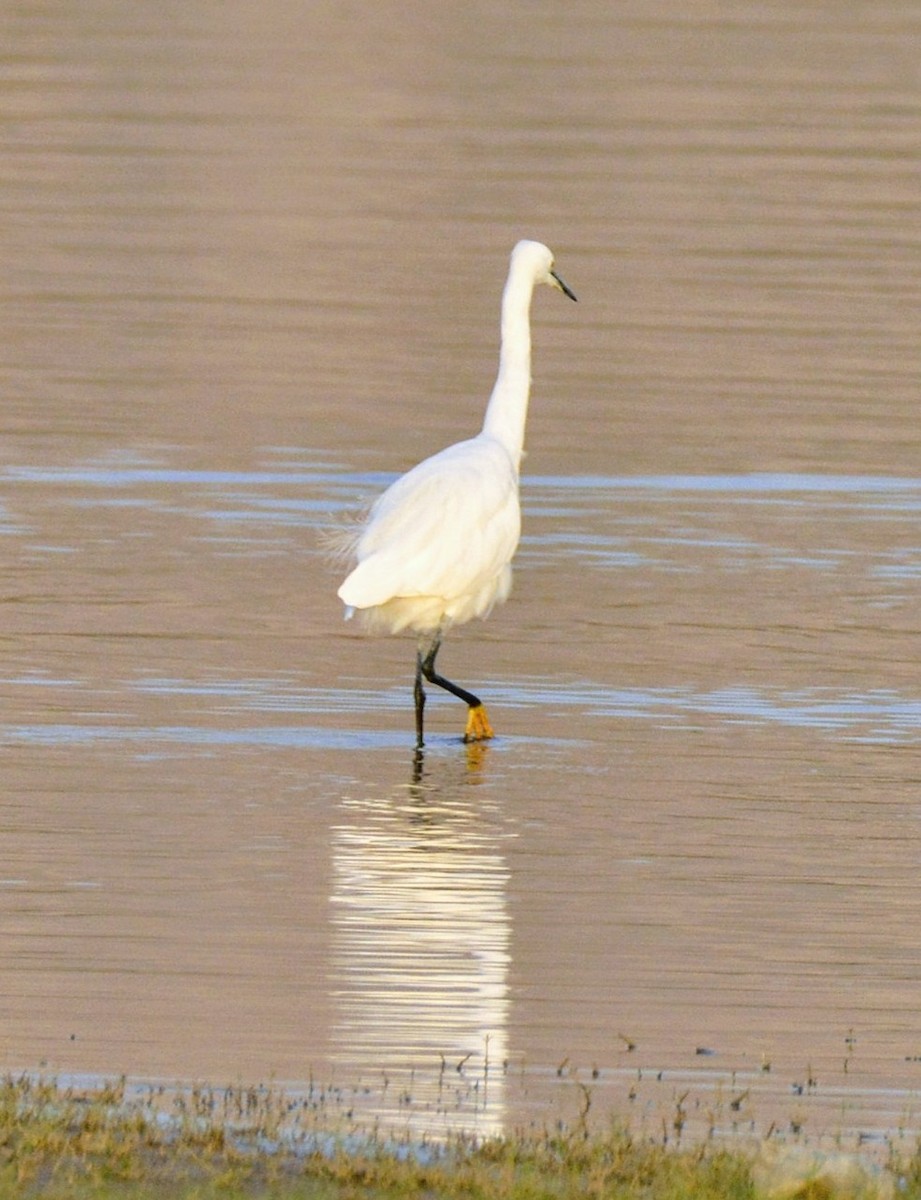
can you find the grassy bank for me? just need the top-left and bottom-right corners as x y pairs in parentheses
(0, 1073), (914, 1200)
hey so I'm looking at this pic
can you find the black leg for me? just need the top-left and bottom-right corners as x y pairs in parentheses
(414, 635), (495, 744)
(414, 649), (426, 749)
(419, 637), (483, 709)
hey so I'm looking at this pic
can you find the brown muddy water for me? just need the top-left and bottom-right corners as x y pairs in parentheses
(3, 0), (921, 1149)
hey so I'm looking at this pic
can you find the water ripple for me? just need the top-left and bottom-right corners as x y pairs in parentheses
(4, 680), (917, 746)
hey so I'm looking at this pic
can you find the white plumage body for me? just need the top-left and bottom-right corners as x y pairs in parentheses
(338, 432), (520, 635)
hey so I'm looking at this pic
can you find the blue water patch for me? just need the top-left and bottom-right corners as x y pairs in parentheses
(4, 681), (917, 747)
(1, 724), (409, 751)
(530, 473), (921, 495)
(5, 462), (920, 498)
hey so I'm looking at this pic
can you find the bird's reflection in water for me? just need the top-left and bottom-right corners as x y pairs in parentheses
(410, 740), (489, 789)
(330, 743), (510, 1133)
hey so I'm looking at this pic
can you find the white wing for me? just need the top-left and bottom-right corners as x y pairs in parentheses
(338, 435), (520, 610)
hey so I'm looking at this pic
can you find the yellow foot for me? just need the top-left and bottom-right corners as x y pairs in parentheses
(463, 703), (494, 743)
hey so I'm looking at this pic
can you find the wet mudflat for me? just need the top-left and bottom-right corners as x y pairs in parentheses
(3, 0), (921, 1148)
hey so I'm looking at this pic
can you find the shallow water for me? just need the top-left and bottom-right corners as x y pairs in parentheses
(3, 0), (921, 1147)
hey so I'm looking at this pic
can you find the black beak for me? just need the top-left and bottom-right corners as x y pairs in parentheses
(551, 269), (578, 302)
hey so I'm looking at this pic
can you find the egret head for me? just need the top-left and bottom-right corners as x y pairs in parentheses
(511, 239), (578, 302)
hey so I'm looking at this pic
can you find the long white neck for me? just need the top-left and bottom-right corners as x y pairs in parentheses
(481, 262), (536, 471)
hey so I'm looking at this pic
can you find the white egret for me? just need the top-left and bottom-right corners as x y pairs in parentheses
(338, 239), (577, 747)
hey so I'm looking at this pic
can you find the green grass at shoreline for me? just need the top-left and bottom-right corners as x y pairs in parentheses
(0, 1074), (915, 1200)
